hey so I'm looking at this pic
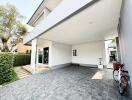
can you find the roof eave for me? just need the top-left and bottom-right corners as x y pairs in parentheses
(27, 0), (45, 25)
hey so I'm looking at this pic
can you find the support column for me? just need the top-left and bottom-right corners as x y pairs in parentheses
(31, 39), (37, 72)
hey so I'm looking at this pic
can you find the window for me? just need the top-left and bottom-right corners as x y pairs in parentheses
(73, 49), (77, 56)
(29, 50), (31, 54)
(75, 50), (77, 56)
(38, 49), (43, 63)
(26, 50), (28, 54)
(26, 50), (31, 54)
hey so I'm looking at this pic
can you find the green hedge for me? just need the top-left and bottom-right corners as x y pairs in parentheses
(0, 53), (18, 85)
(13, 54), (31, 66)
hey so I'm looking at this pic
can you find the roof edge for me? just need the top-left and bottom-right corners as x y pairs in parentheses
(27, 0), (45, 25)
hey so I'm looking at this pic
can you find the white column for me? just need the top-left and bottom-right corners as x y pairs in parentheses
(31, 39), (37, 71)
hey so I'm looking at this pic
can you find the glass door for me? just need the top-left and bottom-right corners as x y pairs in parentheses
(43, 47), (49, 64)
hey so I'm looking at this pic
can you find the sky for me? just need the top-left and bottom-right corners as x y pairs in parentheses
(0, 0), (43, 24)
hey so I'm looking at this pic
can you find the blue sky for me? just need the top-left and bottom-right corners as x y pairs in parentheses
(0, 0), (43, 23)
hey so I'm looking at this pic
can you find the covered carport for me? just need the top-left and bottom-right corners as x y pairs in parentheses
(25, 0), (122, 70)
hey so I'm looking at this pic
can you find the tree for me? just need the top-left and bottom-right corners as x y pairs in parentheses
(0, 4), (27, 52)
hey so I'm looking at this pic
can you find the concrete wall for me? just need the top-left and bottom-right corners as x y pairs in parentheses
(120, 0), (132, 92)
(72, 41), (106, 67)
(51, 41), (72, 66)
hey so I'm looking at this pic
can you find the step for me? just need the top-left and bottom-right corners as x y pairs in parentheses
(14, 67), (32, 79)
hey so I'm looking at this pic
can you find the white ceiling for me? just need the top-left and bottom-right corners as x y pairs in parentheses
(39, 0), (122, 45)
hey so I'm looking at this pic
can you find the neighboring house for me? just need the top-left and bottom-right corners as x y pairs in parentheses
(24, 0), (132, 91)
(14, 42), (32, 54)
(0, 29), (32, 53)
(0, 40), (32, 54)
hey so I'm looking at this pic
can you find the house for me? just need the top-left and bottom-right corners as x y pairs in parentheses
(0, 40), (31, 54)
(12, 40), (32, 54)
(24, 0), (132, 92)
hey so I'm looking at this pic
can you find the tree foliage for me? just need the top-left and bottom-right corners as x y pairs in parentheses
(0, 4), (27, 52)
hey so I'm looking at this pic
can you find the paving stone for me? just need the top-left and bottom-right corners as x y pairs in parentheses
(0, 66), (131, 100)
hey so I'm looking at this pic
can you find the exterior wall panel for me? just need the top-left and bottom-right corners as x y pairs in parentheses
(51, 42), (72, 66)
(120, 0), (132, 93)
(72, 41), (106, 67)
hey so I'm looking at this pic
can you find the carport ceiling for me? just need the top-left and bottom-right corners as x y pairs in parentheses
(40, 0), (122, 45)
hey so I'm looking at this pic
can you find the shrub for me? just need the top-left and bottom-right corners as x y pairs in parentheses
(13, 54), (31, 66)
(0, 53), (18, 85)
(11, 69), (19, 82)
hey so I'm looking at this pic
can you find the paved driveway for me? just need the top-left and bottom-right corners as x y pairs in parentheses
(0, 66), (131, 100)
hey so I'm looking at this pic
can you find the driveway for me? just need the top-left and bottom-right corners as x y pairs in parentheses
(0, 66), (131, 100)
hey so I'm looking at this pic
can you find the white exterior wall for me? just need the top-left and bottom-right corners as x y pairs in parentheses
(37, 40), (52, 66)
(24, 0), (94, 44)
(36, 40), (106, 67)
(36, 40), (72, 67)
(120, 0), (132, 91)
(33, 14), (44, 27)
(51, 42), (72, 66)
(72, 41), (106, 66)
(104, 40), (112, 65)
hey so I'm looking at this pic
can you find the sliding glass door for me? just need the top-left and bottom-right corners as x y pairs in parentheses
(43, 47), (49, 64)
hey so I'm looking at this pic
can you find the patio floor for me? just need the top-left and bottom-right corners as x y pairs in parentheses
(14, 67), (31, 79)
(0, 66), (131, 100)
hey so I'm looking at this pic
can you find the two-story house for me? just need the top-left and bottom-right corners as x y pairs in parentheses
(24, 0), (132, 92)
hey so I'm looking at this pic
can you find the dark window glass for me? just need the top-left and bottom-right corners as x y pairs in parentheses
(73, 49), (77, 56)
(30, 50), (31, 54)
(26, 50), (28, 54)
(73, 50), (75, 56)
(75, 49), (77, 56)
